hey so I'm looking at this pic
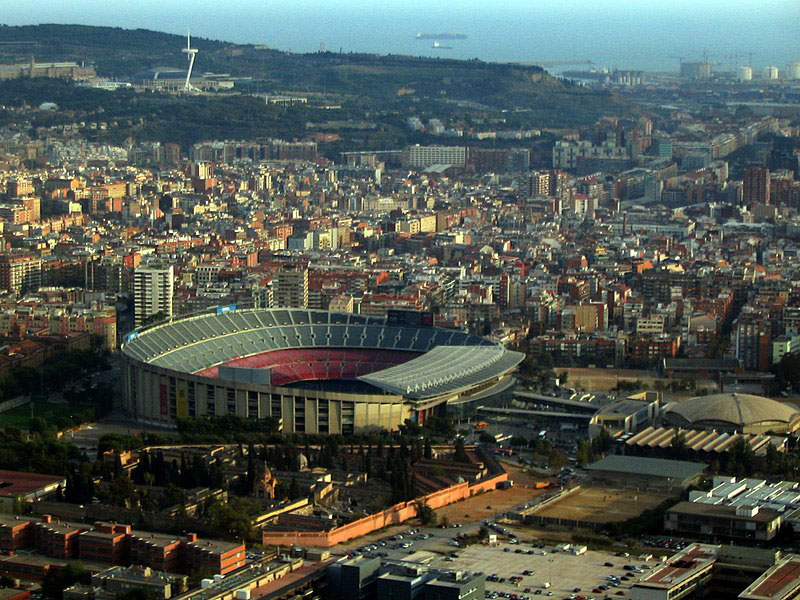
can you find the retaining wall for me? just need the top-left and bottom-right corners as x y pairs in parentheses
(0, 395), (30, 414)
(262, 472), (508, 548)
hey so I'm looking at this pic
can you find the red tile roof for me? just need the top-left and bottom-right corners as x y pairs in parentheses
(0, 470), (65, 498)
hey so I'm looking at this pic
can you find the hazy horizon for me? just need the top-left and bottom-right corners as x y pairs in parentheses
(3, 0), (799, 72)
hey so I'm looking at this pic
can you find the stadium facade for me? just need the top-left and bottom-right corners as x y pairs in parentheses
(120, 308), (523, 433)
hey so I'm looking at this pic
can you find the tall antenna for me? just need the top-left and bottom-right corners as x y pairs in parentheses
(182, 30), (198, 92)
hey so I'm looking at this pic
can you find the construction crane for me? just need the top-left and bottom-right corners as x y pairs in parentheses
(668, 55), (686, 71)
(710, 52), (752, 74)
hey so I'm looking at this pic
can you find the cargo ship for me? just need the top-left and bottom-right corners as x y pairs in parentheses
(432, 41), (453, 49)
(416, 32), (467, 40)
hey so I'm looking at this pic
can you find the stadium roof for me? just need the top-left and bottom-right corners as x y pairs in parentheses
(664, 393), (800, 429)
(358, 345), (523, 398)
(586, 455), (706, 481)
(121, 309), (519, 399)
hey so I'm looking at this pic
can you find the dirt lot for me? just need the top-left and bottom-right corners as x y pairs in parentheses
(432, 462), (550, 523)
(533, 486), (669, 524)
(562, 367), (715, 394)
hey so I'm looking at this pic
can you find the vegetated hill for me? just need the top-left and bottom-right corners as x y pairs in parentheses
(0, 77), (318, 148)
(0, 24), (629, 118)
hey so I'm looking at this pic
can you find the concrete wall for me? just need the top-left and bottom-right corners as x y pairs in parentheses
(261, 473), (508, 548)
(0, 395), (30, 414)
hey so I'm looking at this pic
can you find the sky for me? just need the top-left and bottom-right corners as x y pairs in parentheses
(3, 0), (799, 72)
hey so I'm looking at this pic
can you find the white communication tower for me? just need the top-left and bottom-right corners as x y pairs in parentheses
(182, 30), (198, 92)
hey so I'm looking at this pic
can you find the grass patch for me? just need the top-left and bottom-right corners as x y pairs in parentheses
(0, 401), (83, 430)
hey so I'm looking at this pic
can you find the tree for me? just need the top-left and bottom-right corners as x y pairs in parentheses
(415, 500), (436, 525)
(364, 451), (372, 477)
(547, 450), (568, 470)
(30, 417), (49, 435)
(376, 437), (384, 458)
(669, 431), (688, 461)
(726, 437), (755, 476)
(766, 443), (781, 475)
(109, 475), (138, 508)
(42, 562), (89, 600)
(206, 500), (253, 541)
(576, 440), (591, 466)
(245, 444), (256, 494)
(288, 476), (300, 500)
(595, 428), (612, 453)
(140, 311), (167, 328)
(454, 437), (470, 462)
(424, 437), (433, 460)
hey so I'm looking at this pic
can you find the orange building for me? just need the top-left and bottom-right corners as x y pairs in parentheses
(129, 532), (184, 573)
(184, 535), (245, 576)
(78, 523), (131, 564)
(0, 516), (35, 551)
(33, 516), (84, 559)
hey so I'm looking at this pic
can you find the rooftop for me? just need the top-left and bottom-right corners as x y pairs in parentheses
(740, 554), (800, 600)
(635, 543), (718, 590)
(358, 345), (523, 398)
(688, 476), (800, 513)
(122, 308), (517, 399)
(667, 501), (781, 523)
(664, 393), (800, 429)
(0, 470), (65, 498)
(186, 538), (245, 555)
(586, 455), (706, 480)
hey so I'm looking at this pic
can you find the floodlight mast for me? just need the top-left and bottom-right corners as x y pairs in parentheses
(182, 30), (198, 92)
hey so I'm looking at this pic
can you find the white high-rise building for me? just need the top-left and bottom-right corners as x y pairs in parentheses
(402, 145), (467, 169)
(134, 265), (174, 327)
(273, 265), (308, 309)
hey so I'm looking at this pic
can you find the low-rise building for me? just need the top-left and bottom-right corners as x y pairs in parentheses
(664, 502), (782, 542)
(92, 565), (187, 599)
(585, 455), (706, 492)
(0, 470), (66, 511)
(184, 535), (245, 576)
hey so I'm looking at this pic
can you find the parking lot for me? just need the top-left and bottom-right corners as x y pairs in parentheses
(427, 540), (658, 600)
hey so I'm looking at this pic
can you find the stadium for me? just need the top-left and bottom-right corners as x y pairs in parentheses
(121, 308), (524, 433)
(661, 393), (800, 435)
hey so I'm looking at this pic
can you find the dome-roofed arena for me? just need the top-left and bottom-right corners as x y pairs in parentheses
(661, 392), (800, 435)
(121, 308), (523, 433)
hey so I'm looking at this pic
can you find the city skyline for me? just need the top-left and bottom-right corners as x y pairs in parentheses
(0, 10), (800, 600)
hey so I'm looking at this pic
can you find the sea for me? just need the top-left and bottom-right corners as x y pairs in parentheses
(7, 0), (800, 74)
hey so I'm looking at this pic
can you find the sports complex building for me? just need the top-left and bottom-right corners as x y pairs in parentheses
(121, 308), (523, 433)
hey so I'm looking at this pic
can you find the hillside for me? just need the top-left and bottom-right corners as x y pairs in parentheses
(0, 24), (636, 150)
(0, 25), (627, 109)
